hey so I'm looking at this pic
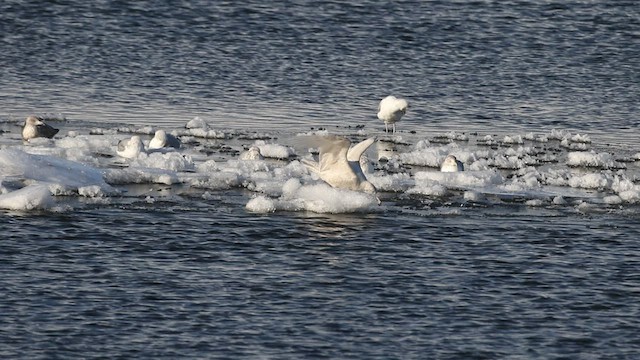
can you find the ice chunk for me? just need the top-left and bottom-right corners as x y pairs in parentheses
(566, 151), (618, 169)
(103, 168), (180, 185)
(247, 179), (380, 214)
(464, 191), (484, 202)
(130, 152), (195, 172)
(414, 170), (504, 188)
(0, 148), (114, 194)
(253, 140), (295, 159)
(185, 116), (210, 129)
(245, 196), (277, 213)
(0, 184), (53, 210)
(567, 173), (612, 190)
(407, 183), (448, 197)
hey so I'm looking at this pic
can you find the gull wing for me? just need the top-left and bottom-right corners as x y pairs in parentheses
(294, 135), (350, 170)
(346, 137), (376, 162)
(166, 134), (181, 149)
(36, 123), (59, 139)
(315, 135), (351, 172)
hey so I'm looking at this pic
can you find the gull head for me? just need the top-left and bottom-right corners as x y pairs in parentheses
(25, 115), (44, 126)
(155, 130), (167, 141)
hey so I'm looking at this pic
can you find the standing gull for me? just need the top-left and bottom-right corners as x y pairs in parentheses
(149, 130), (181, 150)
(440, 155), (464, 172)
(22, 115), (59, 140)
(377, 95), (409, 133)
(301, 135), (377, 194)
(117, 135), (145, 159)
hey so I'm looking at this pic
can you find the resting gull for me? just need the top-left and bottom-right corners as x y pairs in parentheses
(301, 135), (377, 194)
(149, 130), (181, 150)
(239, 146), (264, 160)
(117, 135), (145, 159)
(377, 95), (409, 133)
(440, 155), (464, 172)
(22, 115), (59, 140)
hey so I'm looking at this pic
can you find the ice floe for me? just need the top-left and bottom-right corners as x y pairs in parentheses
(1, 119), (639, 214)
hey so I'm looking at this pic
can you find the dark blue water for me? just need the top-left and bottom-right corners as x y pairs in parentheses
(2, 1), (640, 358)
(2, 1), (639, 136)
(2, 201), (640, 359)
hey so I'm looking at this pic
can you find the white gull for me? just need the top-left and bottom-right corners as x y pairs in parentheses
(377, 95), (409, 133)
(300, 135), (377, 194)
(149, 130), (181, 150)
(440, 155), (464, 172)
(116, 135), (145, 159)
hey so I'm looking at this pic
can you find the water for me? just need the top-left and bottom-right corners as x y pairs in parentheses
(2, 1), (640, 358)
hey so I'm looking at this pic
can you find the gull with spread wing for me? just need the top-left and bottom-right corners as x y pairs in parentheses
(300, 135), (377, 194)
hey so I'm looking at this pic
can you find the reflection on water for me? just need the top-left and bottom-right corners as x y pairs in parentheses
(293, 212), (380, 240)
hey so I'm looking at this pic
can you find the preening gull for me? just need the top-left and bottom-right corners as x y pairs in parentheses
(22, 115), (59, 140)
(239, 146), (264, 160)
(117, 135), (145, 159)
(149, 130), (181, 150)
(440, 155), (464, 172)
(301, 135), (377, 194)
(377, 95), (409, 133)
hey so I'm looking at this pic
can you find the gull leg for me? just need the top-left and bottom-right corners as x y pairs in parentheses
(385, 123), (389, 133)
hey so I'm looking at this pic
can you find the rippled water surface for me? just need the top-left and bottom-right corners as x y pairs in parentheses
(2, 0), (640, 358)
(3, 183), (640, 358)
(3, 204), (640, 359)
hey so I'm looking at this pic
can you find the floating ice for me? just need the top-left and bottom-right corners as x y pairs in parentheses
(0, 184), (53, 210)
(400, 144), (459, 168)
(246, 179), (380, 214)
(567, 151), (619, 169)
(503, 135), (524, 144)
(130, 152), (195, 172)
(568, 173), (612, 190)
(104, 168), (180, 185)
(368, 173), (413, 193)
(414, 170), (504, 188)
(525, 199), (544, 207)
(185, 116), (210, 129)
(1, 120), (639, 213)
(252, 140), (295, 159)
(464, 191), (484, 202)
(0, 148), (115, 210)
(0, 149), (113, 191)
(177, 127), (227, 139)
